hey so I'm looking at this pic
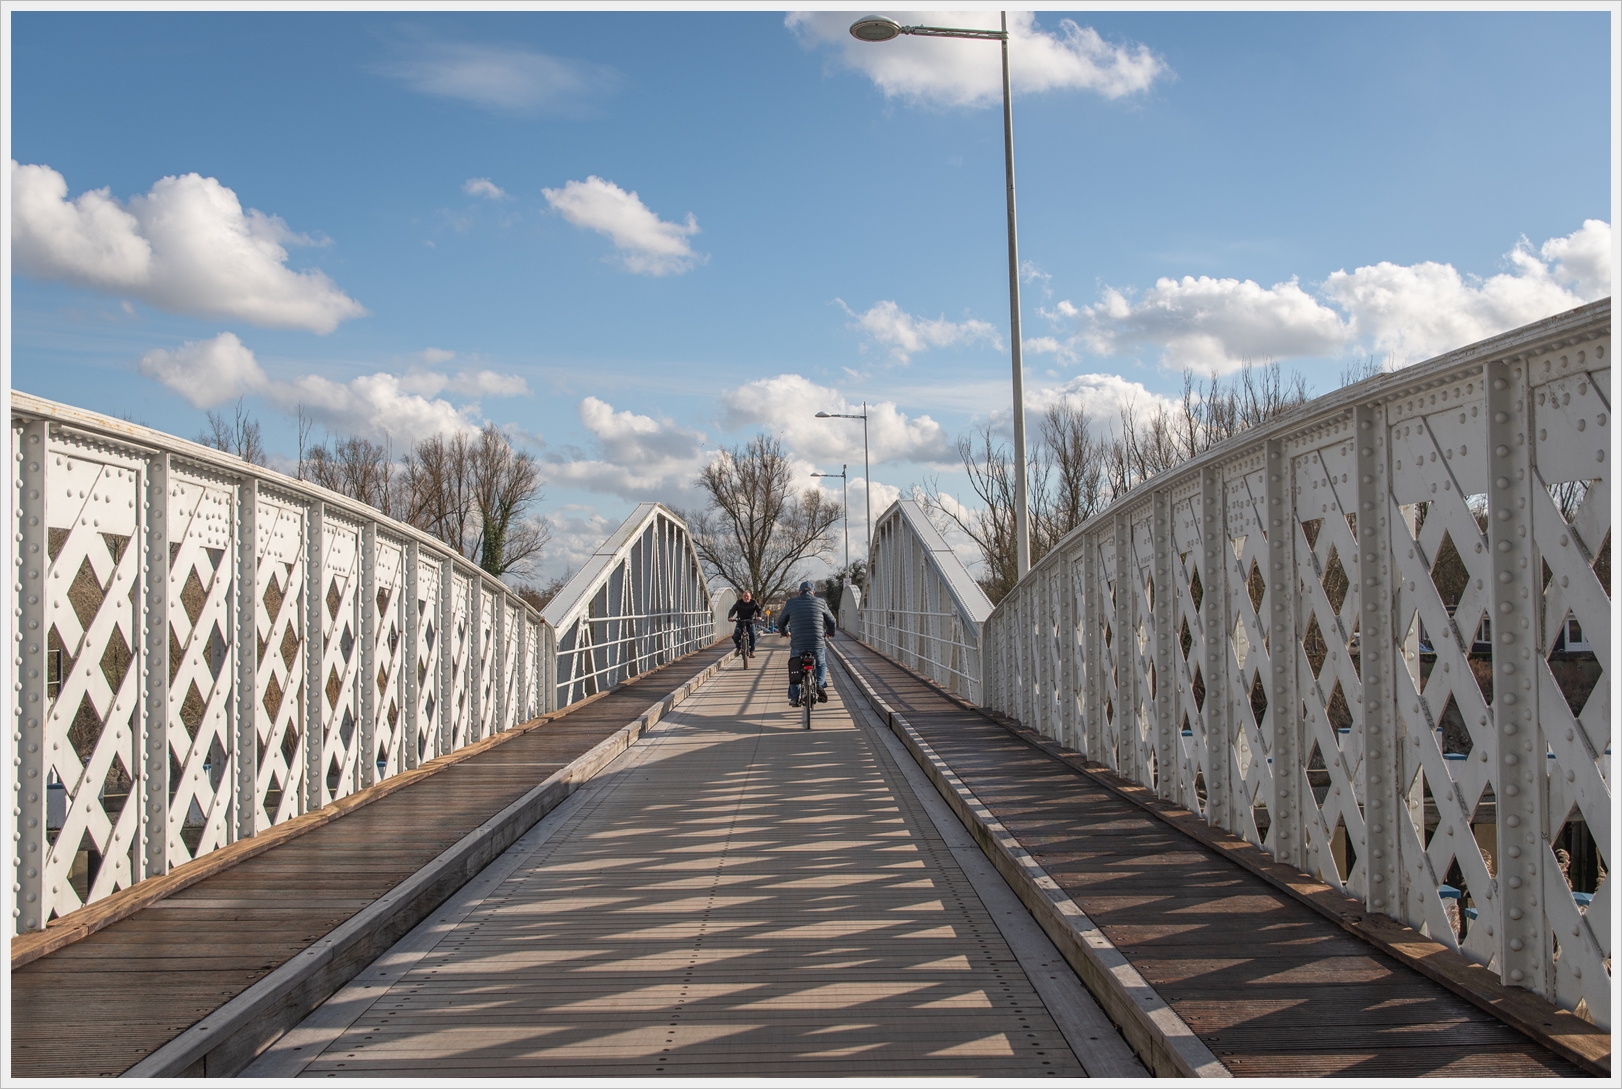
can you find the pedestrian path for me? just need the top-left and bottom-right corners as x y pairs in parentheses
(248, 644), (1141, 1078)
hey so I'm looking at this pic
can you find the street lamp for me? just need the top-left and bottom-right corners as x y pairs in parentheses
(850, 12), (1031, 578)
(810, 465), (850, 571)
(814, 404), (871, 580)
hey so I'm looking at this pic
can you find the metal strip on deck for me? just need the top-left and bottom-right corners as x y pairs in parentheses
(8, 644), (732, 1078)
(836, 640), (1582, 1079)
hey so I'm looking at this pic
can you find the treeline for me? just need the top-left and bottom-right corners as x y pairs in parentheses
(198, 402), (563, 610)
(921, 363), (1311, 603)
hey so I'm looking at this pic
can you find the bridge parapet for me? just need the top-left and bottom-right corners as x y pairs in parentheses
(862, 499), (993, 704)
(980, 299), (1612, 1026)
(7, 397), (712, 936)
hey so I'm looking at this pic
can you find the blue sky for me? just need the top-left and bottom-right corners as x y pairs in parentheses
(7, 7), (1614, 583)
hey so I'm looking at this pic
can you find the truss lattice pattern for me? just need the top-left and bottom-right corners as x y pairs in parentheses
(12, 400), (561, 933)
(976, 304), (1610, 1025)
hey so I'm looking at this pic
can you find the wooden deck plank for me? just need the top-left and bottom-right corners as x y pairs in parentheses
(9, 644), (731, 1078)
(837, 641), (1581, 1079)
(259, 646), (1095, 1079)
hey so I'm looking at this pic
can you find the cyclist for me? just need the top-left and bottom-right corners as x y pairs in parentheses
(778, 580), (836, 706)
(727, 590), (762, 656)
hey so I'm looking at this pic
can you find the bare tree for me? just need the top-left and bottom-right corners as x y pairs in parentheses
(516, 567), (574, 613)
(197, 399), (266, 466)
(468, 425), (548, 578)
(400, 432), (476, 558)
(396, 425), (549, 579)
(686, 434), (842, 603)
(301, 434), (399, 516)
(922, 362), (1309, 602)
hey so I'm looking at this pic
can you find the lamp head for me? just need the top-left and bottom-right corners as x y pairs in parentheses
(849, 16), (903, 42)
(815, 411), (832, 418)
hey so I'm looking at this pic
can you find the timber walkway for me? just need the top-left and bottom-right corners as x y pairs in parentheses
(834, 639), (1585, 1078)
(243, 642), (1143, 1078)
(9, 643), (733, 1078)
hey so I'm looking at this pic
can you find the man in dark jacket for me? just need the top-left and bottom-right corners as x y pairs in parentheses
(778, 580), (836, 706)
(726, 591), (762, 653)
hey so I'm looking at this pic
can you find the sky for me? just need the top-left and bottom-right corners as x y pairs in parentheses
(5, 6), (1616, 587)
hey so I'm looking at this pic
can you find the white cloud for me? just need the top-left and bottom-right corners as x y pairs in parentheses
(722, 374), (953, 466)
(1080, 276), (1352, 375)
(546, 396), (710, 502)
(1068, 220), (1611, 374)
(1020, 373), (1178, 440)
(397, 368), (531, 399)
(418, 347), (457, 365)
(542, 176), (704, 276)
(1322, 221), (1611, 364)
(1540, 219), (1610, 299)
(138, 332), (268, 410)
(787, 11), (1167, 108)
(136, 332), (529, 444)
(840, 299), (1000, 362)
(372, 40), (618, 115)
(462, 177), (507, 200)
(11, 162), (366, 334)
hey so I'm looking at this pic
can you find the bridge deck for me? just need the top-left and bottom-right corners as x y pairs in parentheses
(835, 640), (1580, 1078)
(245, 643), (1140, 1078)
(9, 643), (731, 1078)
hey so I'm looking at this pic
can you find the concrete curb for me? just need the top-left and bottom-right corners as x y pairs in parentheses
(831, 645), (1229, 1080)
(121, 651), (733, 1078)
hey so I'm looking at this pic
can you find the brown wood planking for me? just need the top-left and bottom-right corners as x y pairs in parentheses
(9, 643), (731, 1078)
(276, 648), (1090, 1079)
(837, 641), (1582, 1079)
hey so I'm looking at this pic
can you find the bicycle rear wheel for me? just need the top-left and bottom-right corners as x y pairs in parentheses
(803, 684), (812, 729)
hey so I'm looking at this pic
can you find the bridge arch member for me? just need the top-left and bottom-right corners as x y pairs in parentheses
(862, 499), (993, 704)
(541, 503), (719, 708)
(962, 300), (1610, 1027)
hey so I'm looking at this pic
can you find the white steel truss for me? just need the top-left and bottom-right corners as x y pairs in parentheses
(8, 398), (716, 934)
(862, 500), (994, 705)
(972, 300), (1611, 1026)
(542, 503), (718, 708)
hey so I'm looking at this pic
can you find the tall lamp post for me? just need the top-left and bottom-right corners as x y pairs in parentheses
(850, 12), (1031, 578)
(814, 404), (871, 584)
(810, 465), (850, 571)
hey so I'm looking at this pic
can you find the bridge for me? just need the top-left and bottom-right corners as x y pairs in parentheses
(7, 299), (1610, 1077)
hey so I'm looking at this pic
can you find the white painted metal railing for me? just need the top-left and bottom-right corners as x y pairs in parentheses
(862, 500), (993, 704)
(542, 503), (718, 709)
(979, 300), (1612, 1025)
(7, 397), (715, 936)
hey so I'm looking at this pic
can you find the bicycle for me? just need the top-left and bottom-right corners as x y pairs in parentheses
(791, 652), (817, 730)
(732, 620), (756, 667)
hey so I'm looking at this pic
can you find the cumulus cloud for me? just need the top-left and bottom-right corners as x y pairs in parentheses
(1066, 220), (1611, 373)
(839, 299), (1000, 362)
(1018, 373), (1178, 439)
(137, 332), (528, 444)
(545, 397), (710, 502)
(1321, 220), (1611, 364)
(722, 374), (952, 466)
(787, 11), (1167, 108)
(462, 177), (507, 200)
(372, 39), (619, 115)
(1080, 275), (1352, 374)
(542, 176), (704, 276)
(12, 162), (366, 334)
(138, 332), (268, 410)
